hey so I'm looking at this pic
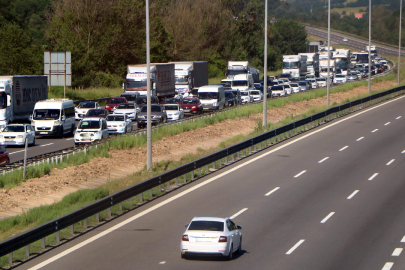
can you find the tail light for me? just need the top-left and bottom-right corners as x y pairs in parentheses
(182, 235), (189, 241)
(219, 236), (227, 242)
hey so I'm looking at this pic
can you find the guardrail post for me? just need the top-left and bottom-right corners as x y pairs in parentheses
(83, 218), (87, 229)
(41, 237), (46, 248)
(9, 253), (12, 264)
(254, 144), (257, 152)
(149, 189), (153, 198)
(249, 146), (251, 154)
(167, 180), (170, 190)
(26, 244), (30, 257)
(199, 167), (202, 175)
(205, 165), (208, 173)
(191, 171), (194, 180)
(237, 151), (240, 159)
(119, 202), (122, 211)
(70, 224), (74, 235)
(219, 159), (222, 167)
(139, 193), (143, 202)
(56, 231), (60, 243)
(183, 174), (187, 183)
(129, 197), (133, 206)
(108, 207), (111, 218)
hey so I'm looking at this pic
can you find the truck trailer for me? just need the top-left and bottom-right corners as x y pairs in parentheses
(332, 49), (351, 75)
(124, 63), (175, 100)
(0, 76), (48, 128)
(282, 55), (307, 77)
(226, 61), (249, 79)
(298, 53), (319, 76)
(169, 61), (208, 96)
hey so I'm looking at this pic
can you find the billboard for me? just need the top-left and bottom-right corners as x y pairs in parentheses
(44, 52), (71, 87)
(355, 14), (363, 19)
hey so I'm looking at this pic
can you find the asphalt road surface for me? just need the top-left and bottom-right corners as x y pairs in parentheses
(15, 93), (405, 270)
(306, 26), (405, 57)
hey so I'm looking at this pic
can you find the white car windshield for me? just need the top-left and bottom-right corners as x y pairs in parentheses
(106, 116), (125, 121)
(78, 102), (95, 108)
(3, 126), (25, 132)
(78, 121), (100, 129)
(188, 221), (224, 231)
(164, 105), (179, 111)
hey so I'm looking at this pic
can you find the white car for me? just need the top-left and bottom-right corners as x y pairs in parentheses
(0, 124), (36, 146)
(181, 217), (242, 260)
(343, 37), (348, 42)
(307, 79), (317, 89)
(249, 90), (263, 101)
(106, 114), (133, 134)
(112, 103), (139, 120)
(74, 118), (108, 145)
(281, 84), (292, 95)
(334, 74), (347, 84)
(289, 83), (301, 93)
(75, 101), (101, 120)
(270, 85), (286, 97)
(240, 91), (253, 103)
(316, 78), (327, 88)
(164, 104), (185, 121)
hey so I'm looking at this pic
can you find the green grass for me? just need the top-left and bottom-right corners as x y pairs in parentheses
(0, 144), (110, 189)
(49, 86), (123, 103)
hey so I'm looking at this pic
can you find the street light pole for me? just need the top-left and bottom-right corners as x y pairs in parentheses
(368, 0), (371, 94)
(263, 0), (268, 128)
(399, 0), (402, 85)
(327, 0), (330, 106)
(146, 0), (152, 171)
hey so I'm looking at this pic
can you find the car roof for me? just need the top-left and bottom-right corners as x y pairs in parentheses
(191, 217), (227, 222)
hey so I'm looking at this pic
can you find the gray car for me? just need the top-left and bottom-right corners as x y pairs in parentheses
(298, 81), (310, 91)
(346, 72), (358, 81)
(137, 104), (167, 128)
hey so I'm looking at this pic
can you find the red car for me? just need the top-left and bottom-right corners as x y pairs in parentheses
(105, 97), (127, 112)
(85, 109), (109, 118)
(180, 97), (203, 115)
(0, 145), (9, 166)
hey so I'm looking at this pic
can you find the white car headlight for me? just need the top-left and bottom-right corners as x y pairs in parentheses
(0, 135), (3, 139)
(213, 102), (217, 106)
(17, 135), (24, 139)
(119, 123), (125, 127)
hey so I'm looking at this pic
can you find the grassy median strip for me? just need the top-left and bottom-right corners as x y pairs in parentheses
(1, 85), (403, 268)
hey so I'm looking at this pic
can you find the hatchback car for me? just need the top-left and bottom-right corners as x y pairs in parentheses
(105, 97), (127, 113)
(74, 118), (109, 145)
(181, 217), (242, 260)
(85, 109), (109, 119)
(0, 124), (36, 146)
(240, 90), (253, 103)
(180, 98), (203, 115)
(333, 74), (347, 84)
(249, 90), (263, 101)
(298, 81), (311, 91)
(106, 114), (133, 134)
(270, 85), (286, 97)
(289, 83), (301, 93)
(75, 101), (101, 120)
(137, 104), (167, 128)
(113, 103), (139, 120)
(164, 104), (184, 121)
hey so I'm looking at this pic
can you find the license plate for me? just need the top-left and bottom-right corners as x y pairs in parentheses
(82, 138), (91, 141)
(184, 110), (190, 112)
(196, 238), (210, 242)
(5, 140), (15, 143)
(203, 108), (209, 110)
(40, 132), (47, 134)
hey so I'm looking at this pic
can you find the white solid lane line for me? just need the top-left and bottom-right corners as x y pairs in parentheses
(402, 150), (405, 154)
(339, 146), (348, 151)
(386, 159), (395, 166)
(294, 170), (307, 178)
(396, 116), (402, 119)
(320, 212), (335, 223)
(265, 187), (280, 196)
(28, 95), (405, 270)
(381, 262), (394, 270)
(9, 150), (25, 155)
(385, 122), (390, 126)
(372, 129), (379, 133)
(40, 143), (54, 147)
(401, 236), (405, 242)
(159, 261), (166, 264)
(392, 248), (403, 256)
(347, 190), (359, 199)
(66, 138), (75, 141)
(356, 137), (364, 141)
(368, 173), (379, 181)
(286, 240), (305, 255)
(230, 208), (248, 219)
(318, 157), (329, 163)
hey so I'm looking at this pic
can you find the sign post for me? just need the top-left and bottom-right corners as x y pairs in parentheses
(44, 52), (72, 96)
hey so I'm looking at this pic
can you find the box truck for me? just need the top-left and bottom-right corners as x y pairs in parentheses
(0, 76), (48, 128)
(282, 55), (307, 77)
(168, 61), (208, 96)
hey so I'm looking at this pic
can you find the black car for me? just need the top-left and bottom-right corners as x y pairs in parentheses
(120, 92), (140, 102)
(224, 91), (237, 107)
(137, 104), (167, 128)
(135, 96), (159, 108)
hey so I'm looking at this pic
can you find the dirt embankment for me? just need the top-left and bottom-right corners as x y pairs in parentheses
(0, 80), (397, 217)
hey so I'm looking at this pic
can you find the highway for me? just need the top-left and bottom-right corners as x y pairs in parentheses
(16, 93), (405, 270)
(306, 25), (405, 56)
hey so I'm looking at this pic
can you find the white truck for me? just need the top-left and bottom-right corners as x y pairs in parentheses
(226, 61), (249, 79)
(298, 53), (319, 76)
(332, 49), (351, 75)
(124, 63), (175, 101)
(0, 76), (48, 129)
(230, 74), (254, 92)
(319, 59), (336, 78)
(366, 46), (377, 56)
(282, 55), (307, 77)
(168, 61), (208, 96)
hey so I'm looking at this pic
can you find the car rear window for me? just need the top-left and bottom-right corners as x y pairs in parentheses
(108, 98), (125, 104)
(188, 221), (224, 231)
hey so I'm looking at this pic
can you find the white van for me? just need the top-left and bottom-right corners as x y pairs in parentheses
(198, 85), (225, 111)
(31, 99), (75, 137)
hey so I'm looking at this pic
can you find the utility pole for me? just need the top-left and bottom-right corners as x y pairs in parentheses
(327, 0), (330, 106)
(263, 0), (268, 128)
(146, 0), (152, 171)
(399, 0), (402, 85)
(368, 0), (371, 94)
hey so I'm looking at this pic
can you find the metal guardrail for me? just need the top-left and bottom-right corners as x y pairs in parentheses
(1, 81), (404, 263)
